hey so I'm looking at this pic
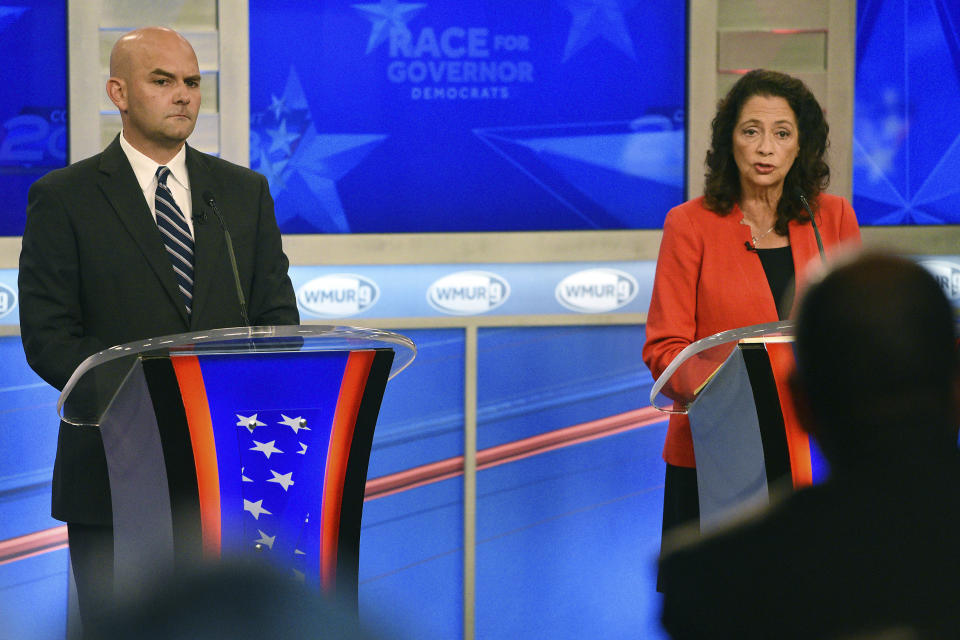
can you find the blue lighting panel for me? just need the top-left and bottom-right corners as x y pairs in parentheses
(853, 0), (960, 224)
(250, 0), (686, 233)
(0, 1), (67, 237)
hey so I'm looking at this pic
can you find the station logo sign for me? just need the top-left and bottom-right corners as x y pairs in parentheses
(919, 259), (960, 302)
(297, 274), (379, 318)
(0, 282), (16, 319)
(427, 270), (510, 315)
(555, 268), (638, 313)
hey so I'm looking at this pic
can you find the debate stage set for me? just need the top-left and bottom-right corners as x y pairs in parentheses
(2, 1), (960, 639)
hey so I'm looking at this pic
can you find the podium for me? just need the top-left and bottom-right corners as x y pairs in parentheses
(58, 325), (415, 602)
(650, 321), (828, 531)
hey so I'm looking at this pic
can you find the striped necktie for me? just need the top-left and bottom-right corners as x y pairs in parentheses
(154, 165), (194, 316)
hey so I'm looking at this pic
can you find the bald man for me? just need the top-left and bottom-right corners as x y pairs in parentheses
(18, 27), (298, 625)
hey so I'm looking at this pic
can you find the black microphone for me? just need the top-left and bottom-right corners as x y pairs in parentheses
(797, 188), (826, 263)
(202, 190), (250, 327)
(744, 241), (758, 253)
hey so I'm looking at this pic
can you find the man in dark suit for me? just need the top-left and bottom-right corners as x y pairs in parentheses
(18, 26), (299, 627)
(659, 252), (960, 639)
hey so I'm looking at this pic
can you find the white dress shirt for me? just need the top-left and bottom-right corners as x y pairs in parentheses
(118, 132), (195, 237)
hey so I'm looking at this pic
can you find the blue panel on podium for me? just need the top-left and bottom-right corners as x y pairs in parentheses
(184, 351), (350, 585)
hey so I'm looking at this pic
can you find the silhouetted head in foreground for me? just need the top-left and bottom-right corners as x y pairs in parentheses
(791, 252), (960, 471)
(89, 560), (386, 640)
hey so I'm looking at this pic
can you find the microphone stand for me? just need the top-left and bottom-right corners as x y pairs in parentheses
(202, 191), (250, 327)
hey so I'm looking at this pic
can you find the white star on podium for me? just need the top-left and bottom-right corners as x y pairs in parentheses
(244, 499), (272, 520)
(236, 413), (266, 434)
(267, 470), (295, 491)
(255, 529), (276, 549)
(280, 414), (310, 434)
(250, 440), (283, 459)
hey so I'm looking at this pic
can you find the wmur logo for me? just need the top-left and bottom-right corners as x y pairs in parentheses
(919, 260), (960, 301)
(297, 274), (379, 318)
(427, 271), (510, 315)
(555, 268), (638, 313)
(0, 282), (16, 319)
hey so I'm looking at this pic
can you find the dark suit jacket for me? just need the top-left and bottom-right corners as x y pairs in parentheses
(18, 135), (299, 524)
(659, 450), (960, 639)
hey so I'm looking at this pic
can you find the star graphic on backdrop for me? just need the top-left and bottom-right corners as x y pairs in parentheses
(293, 569), (306, 583)
(251, 67), (388, 232)
(561, 0), (639, 62)
(268, 94), (286, 120)
(241, 467), (253, 483)
(250, 439), (283, 459)
(0, 7), (28, 35)
(281, 125), (388, 231)
(237, 414), (266, 434)
(244, 499), (272, 520)
(852, 0), (960, 224)
(298, 442), (309, 455)
(267, 119), (300, 155)
(255, 529), (276, 549)
(267, 470), (295, 491)
(352, 0), (427, 54)
(279, 414), (310, 434)
(256, 149), (289, 191)
(472, 119), (683, 227)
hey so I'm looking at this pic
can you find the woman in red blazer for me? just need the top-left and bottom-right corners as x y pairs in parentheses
(643, 70), (861, 573)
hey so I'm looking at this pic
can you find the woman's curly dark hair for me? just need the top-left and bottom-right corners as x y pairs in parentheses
(703, 69), (830, 233)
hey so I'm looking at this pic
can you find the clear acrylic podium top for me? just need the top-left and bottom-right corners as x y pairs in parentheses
(649, 320), (795, 414)
(58, 325), (416, 426)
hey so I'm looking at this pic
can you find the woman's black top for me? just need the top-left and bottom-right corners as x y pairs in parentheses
(756, 246), (795, 320)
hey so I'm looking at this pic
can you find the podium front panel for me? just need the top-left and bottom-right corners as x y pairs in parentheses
(688, 348), (768, 531)
(100, 346), (395, 601)
(679, 329), (829, 531)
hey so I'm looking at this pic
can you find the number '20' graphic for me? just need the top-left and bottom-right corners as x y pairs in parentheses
(0, 112), (67, 165)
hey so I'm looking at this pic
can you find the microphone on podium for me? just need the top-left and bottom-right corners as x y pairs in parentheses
(202, 190), (250, 327)
(796, 188), (826, 263)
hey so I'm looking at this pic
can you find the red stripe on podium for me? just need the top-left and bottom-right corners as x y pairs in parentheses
(171, 355), (223, 557)
(765, 342), (813, 488)
(321, 350), (375, 592)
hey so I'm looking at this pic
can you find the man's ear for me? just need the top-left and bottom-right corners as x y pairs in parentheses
(788, 370), (819, 439)
(106, 77), (127, 112)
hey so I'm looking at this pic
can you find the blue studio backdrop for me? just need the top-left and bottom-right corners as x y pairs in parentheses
(2, 1), (960, 639)
(249, 0), (686, 233)
(0, 0), (67, 237)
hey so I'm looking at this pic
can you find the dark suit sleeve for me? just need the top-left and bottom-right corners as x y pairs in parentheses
(246, 174), (299, 326)
(18, 178), (107, 391)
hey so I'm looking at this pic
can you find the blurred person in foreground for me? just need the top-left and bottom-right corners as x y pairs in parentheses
(88, 561), (387, 640)
(659, 252), (960, 639)
(642, 69), (860, 586)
